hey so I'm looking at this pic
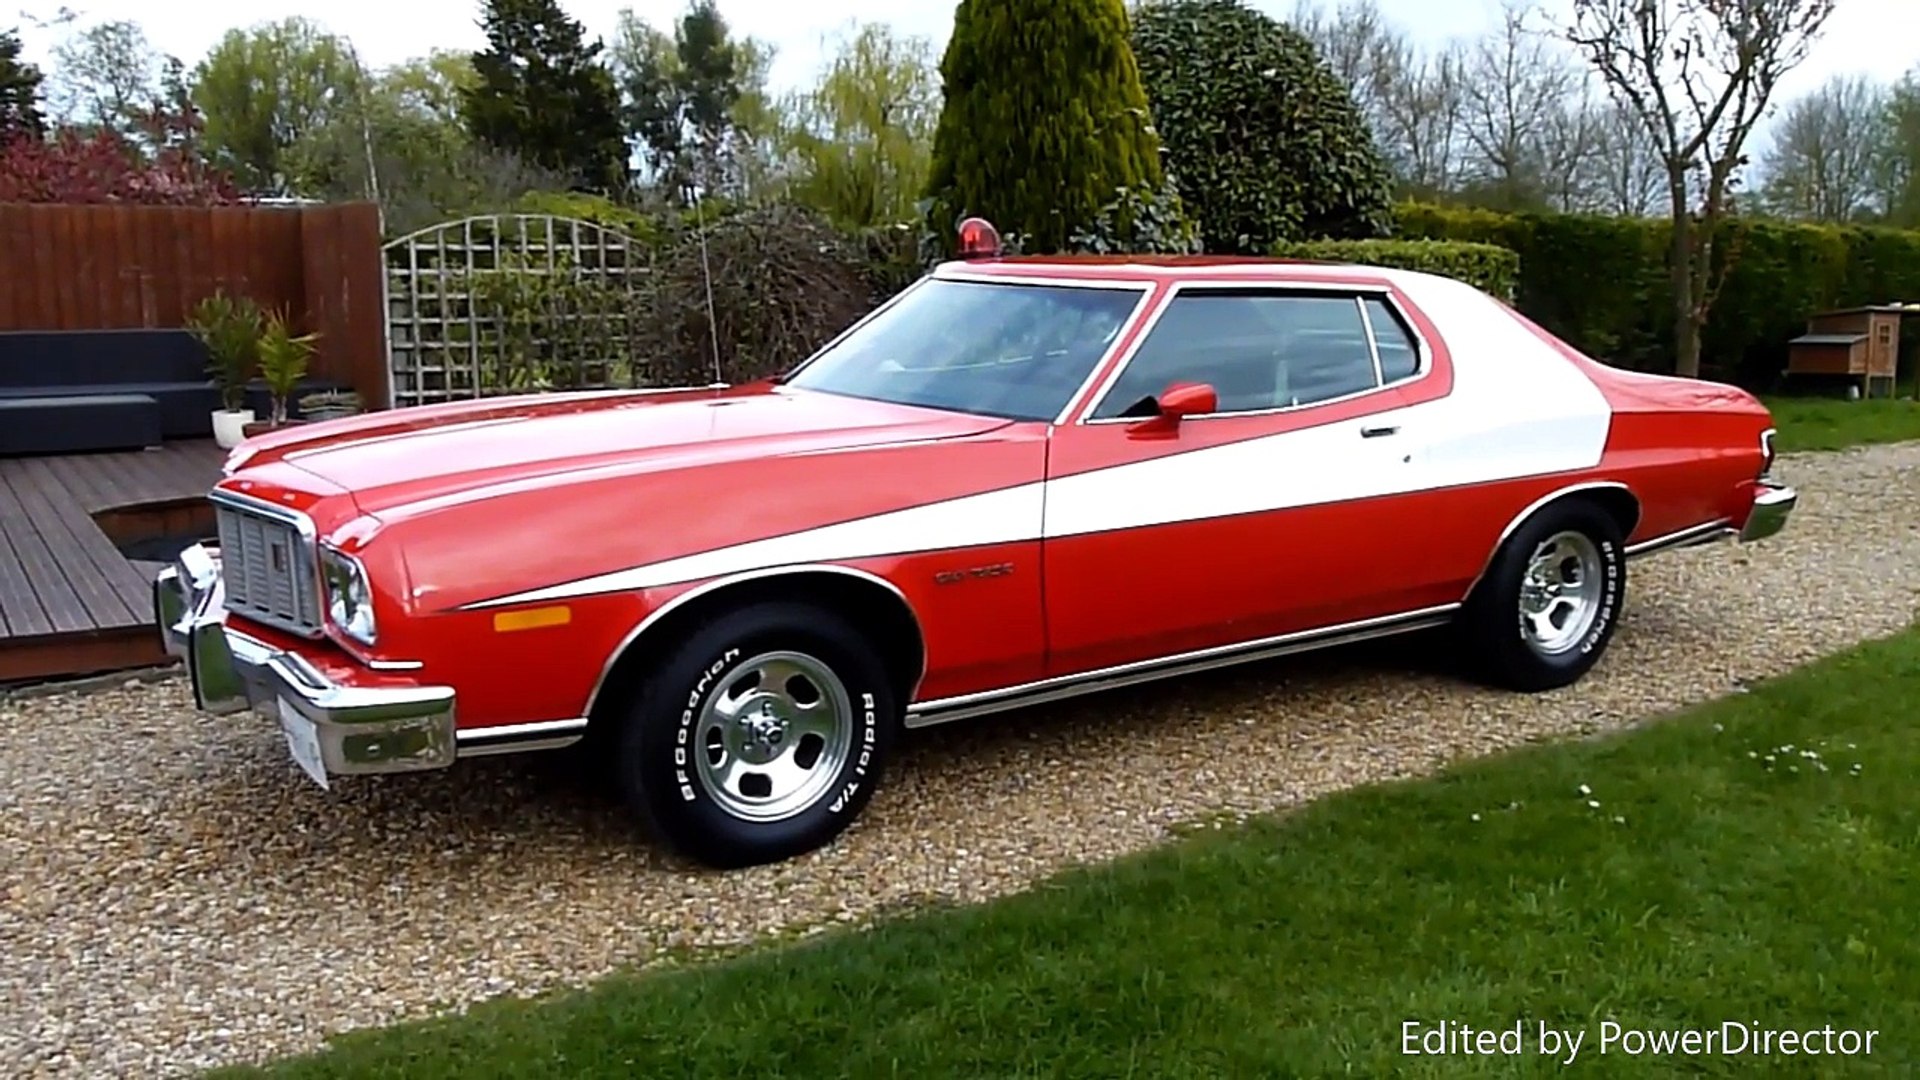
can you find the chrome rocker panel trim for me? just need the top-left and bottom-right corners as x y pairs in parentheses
(154, 543), (458, 777)
(1623, 480), (1799, 559)
(1624, 519), (1735, 558)
(457, 718), (591, 756)
(905, 603), (1460, 728)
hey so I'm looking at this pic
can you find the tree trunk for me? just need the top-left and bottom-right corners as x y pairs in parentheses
(1675, 308), (1703, 381)
(1666, 181), (1701, 379)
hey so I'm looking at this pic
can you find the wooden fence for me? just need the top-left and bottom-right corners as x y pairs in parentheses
(0, 202), (390, 407)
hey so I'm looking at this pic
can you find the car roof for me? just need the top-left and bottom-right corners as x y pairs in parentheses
(932, 255), (1406, 287)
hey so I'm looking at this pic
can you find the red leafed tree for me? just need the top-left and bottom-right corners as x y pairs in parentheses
(0, 106), (241, 204)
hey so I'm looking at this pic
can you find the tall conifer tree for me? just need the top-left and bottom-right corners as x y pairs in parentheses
(923, 0), (1163, 254)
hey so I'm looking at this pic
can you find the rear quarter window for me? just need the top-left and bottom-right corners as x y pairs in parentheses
(1364, 297), (1421, 383)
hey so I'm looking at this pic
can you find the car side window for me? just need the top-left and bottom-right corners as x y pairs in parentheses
(1092, 291), (1384, 419)
(1365, 297), (1421, 383)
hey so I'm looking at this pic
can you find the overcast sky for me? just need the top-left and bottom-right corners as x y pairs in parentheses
(12, 0), (1916, 116)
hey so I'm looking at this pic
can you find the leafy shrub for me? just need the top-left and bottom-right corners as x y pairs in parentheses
(636, 202), (880, 385)
(913, 176), (1202, 267)
(853, 222), (929, 299)
(923, 0), (1167, 255)
(509, 190), (663, 247)
(0, 125), (239, 205)
(1066, 178), (1203, 255)
(463, 248), (635, 393)
(1397, 203), (1920, 389)
(1275, 238), (1520, 299)
(1132, 0), (1394, 253)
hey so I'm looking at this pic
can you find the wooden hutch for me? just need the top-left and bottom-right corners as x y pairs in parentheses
(1786, 304), (1914, 398)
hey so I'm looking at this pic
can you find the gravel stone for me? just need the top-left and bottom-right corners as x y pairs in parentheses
(3, 443), (1918, 1076)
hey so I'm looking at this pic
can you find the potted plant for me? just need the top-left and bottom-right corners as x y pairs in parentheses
(245, 311), (320, 436)
(184, 291), (264, 448)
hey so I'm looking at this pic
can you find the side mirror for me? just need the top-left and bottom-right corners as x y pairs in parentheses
(1157, 382), (1217, 420)
(1124, 381), (1216, 437)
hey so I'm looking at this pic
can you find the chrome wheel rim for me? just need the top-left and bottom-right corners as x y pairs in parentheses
(1517, 530), (1605, 656)
(693, 651), (855, 823)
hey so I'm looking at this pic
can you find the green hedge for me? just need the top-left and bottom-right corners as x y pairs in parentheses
(1274, 238), (1520, 300)
(1394, 203), (1920, 389)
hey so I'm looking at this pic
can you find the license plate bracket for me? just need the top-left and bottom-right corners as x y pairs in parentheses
(277, 697), (330, 790)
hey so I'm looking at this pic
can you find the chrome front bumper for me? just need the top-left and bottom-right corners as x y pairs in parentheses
(1740, 480), (1797, 543)
(153, 543), (457, 781)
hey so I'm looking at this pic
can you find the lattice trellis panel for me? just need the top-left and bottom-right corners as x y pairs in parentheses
(383, 215), (650, 408)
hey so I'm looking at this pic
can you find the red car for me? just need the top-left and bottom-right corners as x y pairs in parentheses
(155, 219), (1796, 868)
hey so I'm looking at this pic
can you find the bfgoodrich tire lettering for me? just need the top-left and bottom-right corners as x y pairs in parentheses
(1460, 500), (1626, 693)
(616, 601), (896, 869)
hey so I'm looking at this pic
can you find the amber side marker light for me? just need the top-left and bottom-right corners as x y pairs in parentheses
(493, 606), (572, 633)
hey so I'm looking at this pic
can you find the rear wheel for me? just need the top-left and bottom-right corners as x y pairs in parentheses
(614, 601), (896, 868)
(1459, 500), (1626, 692)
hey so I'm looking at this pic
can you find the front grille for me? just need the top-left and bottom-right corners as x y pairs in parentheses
(214, 499), (323, 637)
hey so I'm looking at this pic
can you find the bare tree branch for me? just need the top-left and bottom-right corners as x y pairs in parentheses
(1457, 0), (1581, 209)
(1293, 0), (1465, 197)
(1754, 75), (1887, 221)
(1565, 0), (1837, 378)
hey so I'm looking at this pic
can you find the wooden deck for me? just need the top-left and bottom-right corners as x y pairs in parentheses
(0, 440), (224, 683)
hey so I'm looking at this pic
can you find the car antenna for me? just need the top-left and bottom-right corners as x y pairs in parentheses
(692, 177), (726, 390)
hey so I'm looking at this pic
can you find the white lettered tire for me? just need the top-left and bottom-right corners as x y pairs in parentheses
(1459, 499), (1626, 692)
(615, 601), (896, 868)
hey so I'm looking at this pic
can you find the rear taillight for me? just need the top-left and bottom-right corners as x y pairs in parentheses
(1759, 428), (1776, 479)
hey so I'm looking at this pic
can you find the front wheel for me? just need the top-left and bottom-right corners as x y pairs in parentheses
(1458, 500), (1626, 692)
(614, 601), (897, 868)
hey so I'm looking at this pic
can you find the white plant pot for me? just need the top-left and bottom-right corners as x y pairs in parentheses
(211, 408), (255, 449)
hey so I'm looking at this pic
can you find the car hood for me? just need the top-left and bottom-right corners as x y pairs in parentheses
(238, 384), (1014, 516)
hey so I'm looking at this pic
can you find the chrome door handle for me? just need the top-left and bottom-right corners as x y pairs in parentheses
(1360, 424), (1399, 438)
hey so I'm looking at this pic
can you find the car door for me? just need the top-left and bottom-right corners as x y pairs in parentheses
(1039, 283), (1433, 678)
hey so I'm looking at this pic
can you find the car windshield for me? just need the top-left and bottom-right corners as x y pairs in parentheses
(783, 278), (1145, 421)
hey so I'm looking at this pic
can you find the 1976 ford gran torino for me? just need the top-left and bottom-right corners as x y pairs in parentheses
(155, 218), (1797, 868)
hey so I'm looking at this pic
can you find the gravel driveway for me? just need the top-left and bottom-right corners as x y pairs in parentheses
(5, 442), (1919, 1077)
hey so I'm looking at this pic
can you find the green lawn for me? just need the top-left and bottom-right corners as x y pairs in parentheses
(1763, 395), (1920, 453)
(229, 629), (1920, 1079)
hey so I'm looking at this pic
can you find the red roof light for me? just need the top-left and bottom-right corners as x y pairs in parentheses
(956, 217), (1002, 259)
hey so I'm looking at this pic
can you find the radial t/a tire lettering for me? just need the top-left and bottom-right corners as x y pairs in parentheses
(1459, 500), (1626, 693)
(614, 601), (896, 869)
